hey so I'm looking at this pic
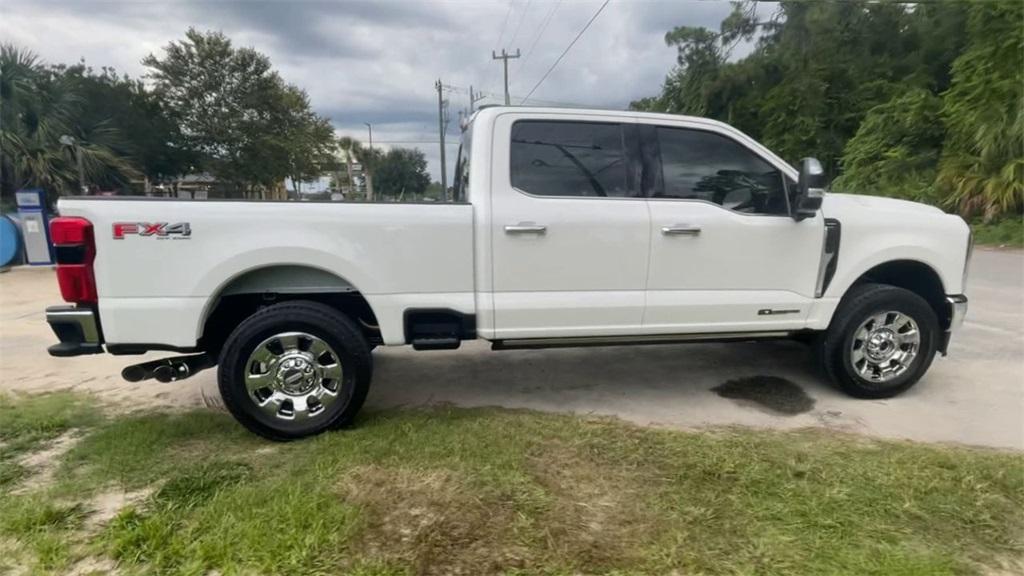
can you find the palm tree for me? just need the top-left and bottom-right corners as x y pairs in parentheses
(336, 135), (360, 197)
(353, 144), (382, 202)
(1, 44), (138, 202)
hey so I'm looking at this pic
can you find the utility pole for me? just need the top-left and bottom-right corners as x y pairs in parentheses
(363, 122), (374, 201)
(436, 79), (449, 201)
(491, 49), (520, 105)
(469, 85), (485, 113)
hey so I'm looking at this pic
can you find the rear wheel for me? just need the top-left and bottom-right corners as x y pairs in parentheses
(819, 283), (939, 399)
(218, 301), (372, 440)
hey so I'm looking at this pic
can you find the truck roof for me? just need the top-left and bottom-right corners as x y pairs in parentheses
(468, 105), (735, 132)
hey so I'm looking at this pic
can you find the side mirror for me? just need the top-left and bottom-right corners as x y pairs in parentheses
(792, 157), (825, 221)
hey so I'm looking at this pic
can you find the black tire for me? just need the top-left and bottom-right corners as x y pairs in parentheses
(217, 301), (372, 441)
(819, 283), (939, 399)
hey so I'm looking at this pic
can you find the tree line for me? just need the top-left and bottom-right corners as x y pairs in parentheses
(1, 28), (433, 206)
(6, 5), (1020, 217)
(632, 0), (1022, 222)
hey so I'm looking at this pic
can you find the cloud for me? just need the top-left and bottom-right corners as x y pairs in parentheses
(2, 0), (747, 180)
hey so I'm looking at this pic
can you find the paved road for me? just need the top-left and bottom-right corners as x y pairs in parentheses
(2, 249), (1021, 449)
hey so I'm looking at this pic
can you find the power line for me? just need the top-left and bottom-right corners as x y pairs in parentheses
(495, 0), (514, 48)
(488, 1), (516, 95)
(508, 0), (533, 50)
(447, 83), (591, 109)
(516, 0), (561, 76)
(520, 0), (611, 104)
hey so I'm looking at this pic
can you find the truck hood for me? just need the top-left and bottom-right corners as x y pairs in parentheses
(822, 192), (945, 217)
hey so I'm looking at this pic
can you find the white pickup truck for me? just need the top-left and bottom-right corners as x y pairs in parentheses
(45, 107), (971, 439)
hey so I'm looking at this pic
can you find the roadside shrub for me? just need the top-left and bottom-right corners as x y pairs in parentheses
(833, 88), (944, 206)
(937, 1), (1024, 221)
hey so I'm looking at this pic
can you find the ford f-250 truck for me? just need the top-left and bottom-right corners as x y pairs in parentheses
(45, 107), (971, 440)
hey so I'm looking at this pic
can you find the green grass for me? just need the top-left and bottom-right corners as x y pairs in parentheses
(0, 393), (101, 572)
(0, 391), (98, 445)
(0, 394), (1021, 575)
(0, 392), (98, 490)
(972, 217), (1024, 247)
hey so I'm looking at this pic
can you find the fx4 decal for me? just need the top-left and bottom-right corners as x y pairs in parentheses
(113, 222), (192, 240)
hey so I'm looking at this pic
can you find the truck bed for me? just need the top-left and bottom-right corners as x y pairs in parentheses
(58, 198), (475, 347)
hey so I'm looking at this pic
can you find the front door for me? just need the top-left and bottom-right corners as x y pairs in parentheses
(642, 122), (824, 333)
(490, 115), (650, 339)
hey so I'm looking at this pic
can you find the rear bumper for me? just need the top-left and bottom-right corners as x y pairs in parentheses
(46, 305), (104, 357)
(938, 294), (968, 356)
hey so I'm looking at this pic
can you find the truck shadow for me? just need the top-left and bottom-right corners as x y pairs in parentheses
(366, 340), (831, 420)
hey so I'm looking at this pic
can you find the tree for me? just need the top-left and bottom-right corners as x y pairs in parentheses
(632, 1), (1024, 221)
(634, 1), (970, 171)
(631, 2), (762, 116)
(832, 88), (944, 205)
(143, 29), (336, 197)
(55, 63), (193, 187)
(373, 148), (430, 201)
(337, 136), (363, 196)
(279, 91), (338, 198)
(353, 144), (382, 201)
(657, 26), (725, 116)
(937, 1), (1024, 221)
(1, 44), (139, 204)
(424, 181), (444, 201)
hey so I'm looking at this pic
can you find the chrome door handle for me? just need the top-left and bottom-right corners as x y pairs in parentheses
(504, 223), (547, 234)
(661, 224), (701, 236)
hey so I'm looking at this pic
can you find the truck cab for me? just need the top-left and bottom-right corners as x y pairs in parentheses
(46, 107), (972, 439)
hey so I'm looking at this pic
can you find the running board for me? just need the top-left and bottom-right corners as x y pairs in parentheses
(491, 331), (792, 351)
(411, 337), (461, 351)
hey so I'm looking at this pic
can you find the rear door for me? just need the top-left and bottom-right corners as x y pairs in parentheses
(489, 113), (650, 339)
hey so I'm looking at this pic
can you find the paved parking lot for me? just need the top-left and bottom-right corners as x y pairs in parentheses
(2, 249), (1021, 449)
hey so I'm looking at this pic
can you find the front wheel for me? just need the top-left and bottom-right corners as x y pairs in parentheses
(218, 301), (372, 440)
(819, 283), (939, 399)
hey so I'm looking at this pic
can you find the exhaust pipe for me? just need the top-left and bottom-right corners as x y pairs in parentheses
(122, 353), (213, 383)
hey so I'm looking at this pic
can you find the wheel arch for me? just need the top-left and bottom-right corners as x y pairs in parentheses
(197, 263), (381, 354)
(846, 259), (950, 329)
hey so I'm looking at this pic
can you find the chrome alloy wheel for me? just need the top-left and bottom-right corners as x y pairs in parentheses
(850, 311), (920, 383)
(245, 332), (343, 421)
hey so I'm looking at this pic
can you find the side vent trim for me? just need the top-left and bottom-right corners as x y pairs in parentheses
(815, 218), (841, 298)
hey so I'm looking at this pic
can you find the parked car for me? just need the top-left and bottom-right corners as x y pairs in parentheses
(44, 107), (971, 439)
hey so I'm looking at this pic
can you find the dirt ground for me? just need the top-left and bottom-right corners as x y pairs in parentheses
(0, 266), (217, 411)
(1, 248), (1022, 449)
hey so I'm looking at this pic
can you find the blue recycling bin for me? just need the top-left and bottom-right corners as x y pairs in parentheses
(0, 215), (20, 268)
(15, 189), (53, 265)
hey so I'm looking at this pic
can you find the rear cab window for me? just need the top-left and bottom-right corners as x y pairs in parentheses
(510, 120), (635, 198)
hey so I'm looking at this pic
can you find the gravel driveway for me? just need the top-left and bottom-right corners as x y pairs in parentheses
(2, 249), (1021, 449)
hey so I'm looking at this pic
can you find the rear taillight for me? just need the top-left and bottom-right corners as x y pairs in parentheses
(50, 217), (97, 304)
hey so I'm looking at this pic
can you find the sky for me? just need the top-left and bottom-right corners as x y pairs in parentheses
(2, 0), (750, 182)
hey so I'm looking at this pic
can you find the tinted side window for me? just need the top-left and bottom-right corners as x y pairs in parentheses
(511, 121), (631, 197)
(656, 127), (789, 215)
